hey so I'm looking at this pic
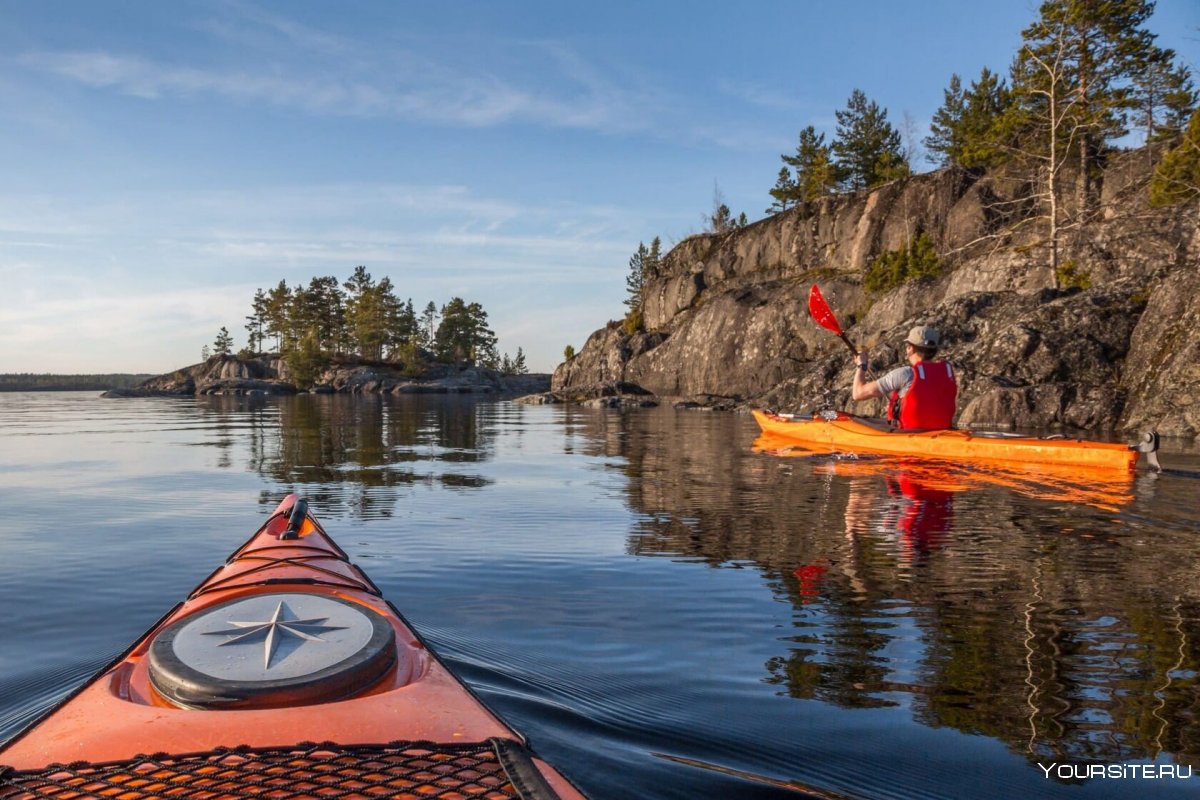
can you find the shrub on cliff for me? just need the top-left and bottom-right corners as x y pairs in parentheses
(622, 308), (644, 336)
(1056, 260), (1092, 290)
(865, 233), (942, 294)
(392, 340), (428, 377)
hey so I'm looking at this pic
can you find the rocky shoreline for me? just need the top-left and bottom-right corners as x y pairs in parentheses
(550, 150), (1200, 438)
(103, 355), (550, 399)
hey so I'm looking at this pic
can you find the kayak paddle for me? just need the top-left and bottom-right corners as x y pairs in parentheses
(807, 284), (858, 356)
(808, 284), (874, 379)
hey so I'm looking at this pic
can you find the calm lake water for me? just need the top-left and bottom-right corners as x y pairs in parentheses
(1, 391), (1198, 799)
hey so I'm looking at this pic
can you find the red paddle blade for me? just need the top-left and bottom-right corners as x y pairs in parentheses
(807, 284), (843, 336)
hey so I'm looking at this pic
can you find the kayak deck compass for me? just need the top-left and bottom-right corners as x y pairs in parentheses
(148, 592), (397, 709)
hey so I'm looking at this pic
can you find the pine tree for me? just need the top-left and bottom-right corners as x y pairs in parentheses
(705, 183), (747, 233)
(1015, 0), (1159, 219)
(264, 280), (292, 353)
(434, 298), (497, 366)
(351, 278), (402, 361)
(766, 167), (799, 213)
(1134, 48), (1197, 147)
(783, 126), (840, 202)
(285, 329), (329, 389)
(306, 276), (344, 353)
(710, 204), (735, 232)
(927, 69), (1012, 169)
(832, 89), (904, 190)
(342, 267), (372, 356)
(926, 74), (967, 166)
(213, 326), (234, 355)
(376, 278), (404, 357)
(1149, 109), (1200, 206)
(390, 298), (420, 355)
(647, 237), (662, 278)
(512, 347), (528, 375)
(421, 301), (438, 348)
(958, 67), (1012, 168)
(245, 288), (267, 354)
(343, 266), (373, 303)
(625, 242), (649, 309)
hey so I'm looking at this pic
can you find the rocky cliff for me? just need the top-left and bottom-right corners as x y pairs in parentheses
(553, 150), (1200, 437)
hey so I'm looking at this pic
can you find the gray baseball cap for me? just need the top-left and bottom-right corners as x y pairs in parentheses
(905, 325), (940, 348)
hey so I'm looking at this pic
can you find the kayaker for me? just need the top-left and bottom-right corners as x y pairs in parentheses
(852, 325), (957, 429)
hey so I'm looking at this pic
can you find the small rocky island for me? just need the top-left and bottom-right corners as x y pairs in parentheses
(104, 355), (549, 399)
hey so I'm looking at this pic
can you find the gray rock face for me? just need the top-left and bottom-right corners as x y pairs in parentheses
(104, 355), (293, 397)
(1121, 253), (1200, 437)
(554, 149), (1199, 435)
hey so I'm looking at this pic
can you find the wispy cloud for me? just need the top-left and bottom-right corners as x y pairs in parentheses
(717, 79), (809, 112)
(14, 1), (780, 149)
(0, 181), (643, 312)
(17, 45), (639, 132)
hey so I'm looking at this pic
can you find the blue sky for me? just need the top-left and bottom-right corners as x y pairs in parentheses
(2, 1), (1197, 374)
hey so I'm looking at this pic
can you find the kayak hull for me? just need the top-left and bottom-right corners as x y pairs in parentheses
(752, 410), (1139, 472)
(0, 496), (585, 800)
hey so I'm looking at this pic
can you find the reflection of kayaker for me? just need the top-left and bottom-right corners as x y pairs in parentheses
(793, 561), (830, 604)
(884, 473), (954, 556)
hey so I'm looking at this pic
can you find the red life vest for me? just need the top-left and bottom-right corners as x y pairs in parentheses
(888, 361), (957, 429)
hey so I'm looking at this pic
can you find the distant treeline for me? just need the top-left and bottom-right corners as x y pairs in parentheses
(0, 374), (153, 392)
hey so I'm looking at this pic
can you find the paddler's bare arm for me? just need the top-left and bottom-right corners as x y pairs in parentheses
(851, 352), (885, 401)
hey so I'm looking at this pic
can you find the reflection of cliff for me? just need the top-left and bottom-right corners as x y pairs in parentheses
(574, 408), (1200, 769)
(206, 395), (495, 516)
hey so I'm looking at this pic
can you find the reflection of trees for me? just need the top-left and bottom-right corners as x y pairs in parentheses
(569, 407), (1200, 769)
(201, 395), (494, 517)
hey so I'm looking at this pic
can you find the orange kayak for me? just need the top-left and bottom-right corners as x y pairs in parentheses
(0, 495), (586, 800)
(752, 409), (1148, 472)
(754, 432), (1136, 511)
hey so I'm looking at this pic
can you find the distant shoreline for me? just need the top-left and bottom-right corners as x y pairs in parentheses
(0, 374), (154, 392)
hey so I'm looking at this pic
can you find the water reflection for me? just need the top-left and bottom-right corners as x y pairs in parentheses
(566, 408), (1200, 773)
(174, 397), (1200, 778)
(200, 395), (495, 517)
